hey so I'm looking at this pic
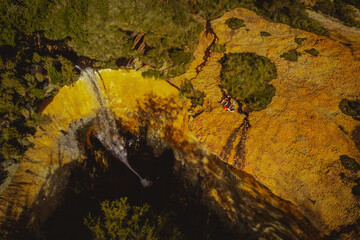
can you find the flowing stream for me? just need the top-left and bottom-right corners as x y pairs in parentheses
(82, 69), (151, 187)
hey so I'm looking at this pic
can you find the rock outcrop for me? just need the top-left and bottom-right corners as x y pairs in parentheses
(172, 7), (360, 238)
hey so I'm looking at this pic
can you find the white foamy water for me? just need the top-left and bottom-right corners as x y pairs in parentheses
(81, 69), (151, 187)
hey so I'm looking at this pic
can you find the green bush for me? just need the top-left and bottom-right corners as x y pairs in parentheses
(210, 43), (226, 53)
(260, 31), (271, 37)
(352, 184), (360, 196)
(280, 49), (301, 61)
(304, 48), (319, 56)
(180, 79), (205, 107)
(340, 155), (360, 172)
(141, 70), (166, 79)
(295, 37), (307, 45)
(168, 48), (192, 66)
(225, 18), (245, 30)
(186, 0), (327, 36)
(339, 99), (360, 116)
(0, 47), (78, 163)
(84, 197), (183, 240)
(218, 52), (277, 111)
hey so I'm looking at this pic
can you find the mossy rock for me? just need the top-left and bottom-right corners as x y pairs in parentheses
(218, 52), (277, 111)
(260, 31), (271, 37)
(339, 99), (360, 116)
(210, 43), (226, 53)
(340, 155), (360, 172)
(225, 18), (245, 30)
(295, 37), (307, 45)
(304, 48), (319, 56)
(280, 49), (301, 61)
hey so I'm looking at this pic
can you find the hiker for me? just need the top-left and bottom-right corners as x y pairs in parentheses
(220, 95), (231, 105)
(226, 102), (236, 112)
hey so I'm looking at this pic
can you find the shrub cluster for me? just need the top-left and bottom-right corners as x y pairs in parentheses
(260, 31), (271, 37)
(84, 197), (183, 240)
(339, 98), (360, 116)
(295, 37), (307, 45)
(1, 0), (204, 77)
(225, 18), (245, 30)
(340, 155), (360, 172)
(280, 49), (302, 61)
(0, 48), (78, 162)
(218, 52), (277, 111)
(185, 0), (327, 35)
(179, 79), (205, 108)
(304, 48), (319, 56)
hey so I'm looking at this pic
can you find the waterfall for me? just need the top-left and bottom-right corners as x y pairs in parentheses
(81, 69), (151, 187)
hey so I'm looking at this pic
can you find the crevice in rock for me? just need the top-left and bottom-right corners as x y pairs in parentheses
(194, 20), (219, 79)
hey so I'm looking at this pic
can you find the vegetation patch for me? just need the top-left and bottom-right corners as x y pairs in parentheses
(185, 0), (327, 35)
(218, 53), (277, 111)
(85, 197), (182, 240)
(225, 18), (245, 30)
(260, 31), (271, 37)
(339, 99), (360, 116)
(210, 43), (226, 53)
(0, 48), (78, 163)
(313, 0), (360, 28)
(179, 79), (205, 107)
(141, 70), (166, 79)
(351, 125), (360, 151)
(295, 37), (307, 45)
(340, 155), (360, 172)
(352, 184), (360, 196)
(280, 49), (301, 61)
(304, 48), (319, 56)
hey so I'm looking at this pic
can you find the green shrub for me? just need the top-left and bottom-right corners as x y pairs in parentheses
(168, 48), (192, 66)
(295, 37), (307, 45)
(47, 65), (63, 85)
(218, 52), (277, 111)
(225, 18), (245, 30)
(280, 49), (301, 61)
(339, 99), (360, 116)
(304, 48), (319, 56)
(260, 31), (271, 37)
(185, 0), (327, 35)
(210, 43), (226, 53)
(180, 79), (205, 107)
(352, 184), (360, 196)
(141, 70), (165, 79)
(340, 155), (360, 172)
(84, 197), (183, 240)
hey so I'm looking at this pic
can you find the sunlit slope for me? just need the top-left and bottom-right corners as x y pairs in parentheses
(172, 7), (360, 236)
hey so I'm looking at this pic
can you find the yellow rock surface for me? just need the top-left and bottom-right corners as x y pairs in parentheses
(174, 8), (360, 235)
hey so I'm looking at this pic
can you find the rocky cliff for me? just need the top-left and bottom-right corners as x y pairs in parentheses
(0, 7), (359, 240)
